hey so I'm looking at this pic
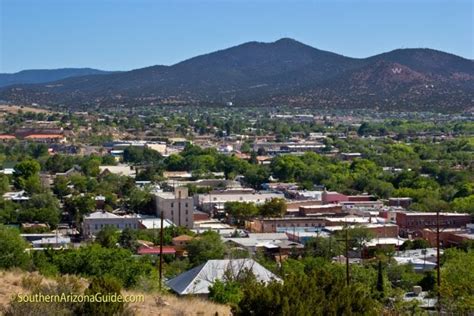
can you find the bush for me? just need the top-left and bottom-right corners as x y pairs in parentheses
(0, 225), (30, 269)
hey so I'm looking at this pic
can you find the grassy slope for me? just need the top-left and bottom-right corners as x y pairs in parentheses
(0, 270), (231, 316)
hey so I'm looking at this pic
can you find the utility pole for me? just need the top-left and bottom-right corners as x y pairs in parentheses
(337, 227), (357, 286)
(159, 210), (164, 291)
(436, 208), (441, 314)
(345, 229), (350, 286)
(178, 189), (182, 226)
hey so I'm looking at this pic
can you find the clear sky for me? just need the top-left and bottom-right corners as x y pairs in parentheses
(0, 0), (472, 73)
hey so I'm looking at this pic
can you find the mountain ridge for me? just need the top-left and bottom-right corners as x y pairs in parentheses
(1, 39), (472, 112)
(0, 68), (116, 88)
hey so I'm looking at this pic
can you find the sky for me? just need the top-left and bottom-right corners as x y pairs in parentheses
(0, 0), (472, 73)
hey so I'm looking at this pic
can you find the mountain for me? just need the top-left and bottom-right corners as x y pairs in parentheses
(0, 68), (114, 88)
(1, 39), (472, 112)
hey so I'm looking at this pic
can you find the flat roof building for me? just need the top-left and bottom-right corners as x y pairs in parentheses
(155, 187), (194, 228)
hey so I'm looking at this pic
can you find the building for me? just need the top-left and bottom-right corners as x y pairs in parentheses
(323, 223), (399, 238)
(422, 224), (474, 247)
(136, 246), (176, 256)
(167, 259), (280, 295)
(24, 134), (66, 143)
(172, 235), (194, 256)
(298, 204), (343, 216)
(155, 187), (194, 228)
(246, 217), (326, 233)
(82, 211), (140, 237)
(388, 197), (413, 209)
(396, 211), (472, 237)
(196, 190), (284, 213)
(322, 191), (349, 204)
(99, 165), (136, 177)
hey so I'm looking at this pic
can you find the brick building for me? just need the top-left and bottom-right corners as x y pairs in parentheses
(396, 211), (471, 237)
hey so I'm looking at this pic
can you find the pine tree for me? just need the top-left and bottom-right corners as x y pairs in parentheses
(376, 260), (385, 298)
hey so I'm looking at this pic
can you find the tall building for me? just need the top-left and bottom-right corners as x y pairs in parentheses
(155, 187), (194, 228)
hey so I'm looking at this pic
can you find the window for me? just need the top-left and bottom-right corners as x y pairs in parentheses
(185, 203), (188, 207)
(171, 203), (174, 207)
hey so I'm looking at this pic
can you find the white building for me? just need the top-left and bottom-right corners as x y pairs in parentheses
(82, 211), (140, 237)
(155, 187), (194, 228)
(196, 190), (284, 212)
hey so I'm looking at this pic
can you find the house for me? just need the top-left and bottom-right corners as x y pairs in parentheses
(24, 134), (66, 143)
(163, 171), (193, 180)
(99, 165), (136, 177)
(172, 234), (194, 256)
(136, 245), (176, 256)
(3, 190), (30, 202)
(224, 233), (290, 254)
(31, 236), (71, 248)
(0, 134), (16, 142)
(167, 259), (281, 295)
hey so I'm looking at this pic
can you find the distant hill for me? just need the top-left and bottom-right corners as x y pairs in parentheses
(1, 39), (472, 112)
(0, 68), (114, 87)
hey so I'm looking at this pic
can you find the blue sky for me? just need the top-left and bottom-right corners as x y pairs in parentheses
(0, 0), (472, 72)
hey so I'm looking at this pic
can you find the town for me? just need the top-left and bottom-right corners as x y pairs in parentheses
(0, 104), (472, 314)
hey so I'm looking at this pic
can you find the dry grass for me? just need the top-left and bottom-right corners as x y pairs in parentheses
(0, 104), (52, 115)
(0, 270), (232, 316)
(125, 291), (232, 316)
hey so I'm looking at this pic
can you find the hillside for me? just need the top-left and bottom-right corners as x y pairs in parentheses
(1, 39), (472, 112)
(0, 270), (231, 316)
(0, 68), (114, 88)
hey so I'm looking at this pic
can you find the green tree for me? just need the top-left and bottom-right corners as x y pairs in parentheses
(0, 174), (10, 194)
(439, 249), (474, 314)
(19, 193), (61, 228)
(304, 236), (342, 260)
(118, 228), (138, 251)
(186, 231), (226, 266)
(451, 195), (474, 214)
(225, 201), (259, 226)
(96, 226), (119, 248)
(259, 198), (287, 218)
(209, 279), (244, 306)
(0, 225), (30, 269)
(80, 276), (125, 316)
(376, 260), (385, 298)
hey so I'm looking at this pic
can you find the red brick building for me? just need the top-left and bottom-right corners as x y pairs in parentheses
(396, 211), (471, 237)
(422, 228), (474, 247)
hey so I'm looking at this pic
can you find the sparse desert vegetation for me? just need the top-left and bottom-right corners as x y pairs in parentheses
(0, 270), (231, 316)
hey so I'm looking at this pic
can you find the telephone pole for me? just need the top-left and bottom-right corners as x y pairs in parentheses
(436, 209), (441, 314)
(159, 210), (164, 291)
(345, 229), (350, 285)
(337, 227), (353, 285)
